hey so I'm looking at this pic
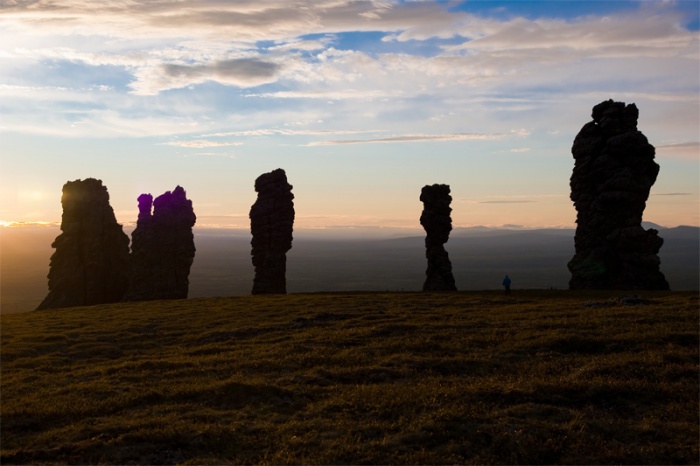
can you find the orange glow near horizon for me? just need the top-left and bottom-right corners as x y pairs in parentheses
(2, 180), (699, 232)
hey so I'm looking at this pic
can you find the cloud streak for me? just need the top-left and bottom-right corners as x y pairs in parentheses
(655, 141), (700, 160)
(203, 128), (386, 137)
(478, 200), (536, 204)
(656, 142), (700, 150)
(305, 130), (529, 146)
(161, 140), (243, 148)
(652, 192), (693, 196)
(247, 89), (405, 100)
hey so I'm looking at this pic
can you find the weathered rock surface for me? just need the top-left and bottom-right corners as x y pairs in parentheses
(249, 169), (295, 294)
(125, 186), (196, 301)
(568, 99), (669, 290)
(420, 184), (457, 291)
(37, 178), (131, 310)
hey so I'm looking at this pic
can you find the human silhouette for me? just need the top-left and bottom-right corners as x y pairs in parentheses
(502, 275), (512, 295)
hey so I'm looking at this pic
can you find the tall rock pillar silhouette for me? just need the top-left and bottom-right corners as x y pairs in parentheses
(37, 178), (130, 310)
(568, 99), (669, 290)
(420, 184), (457, 291)
(125, 186), (196, 300)
(249, 169), (295, 294)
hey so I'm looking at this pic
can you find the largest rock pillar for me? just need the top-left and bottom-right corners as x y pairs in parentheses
(568, 99), (669, 290)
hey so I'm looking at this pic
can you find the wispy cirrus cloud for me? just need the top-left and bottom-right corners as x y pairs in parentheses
(161, 140), (243, 148)
(478, 200), (536, 204)
(247, 89), (405, 100)
(458, 193), (567, 205)
(652, 192), (694, 196)
(655, 141), (700, 160)
(203, 128), (386, 137)
(446, 7), (697, 56)
(184, 152), (237, 159)
(0, 0), (469, 43)
(656, 142), (700, 151)
(305, 129), (529, 146)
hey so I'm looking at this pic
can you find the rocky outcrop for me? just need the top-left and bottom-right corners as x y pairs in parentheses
(568, 99), (669, 290)
(249, 169), (295, 294)
(37, 178), (131, 310)
(125, 186), (196, 301)
(420, 184), (457, 291)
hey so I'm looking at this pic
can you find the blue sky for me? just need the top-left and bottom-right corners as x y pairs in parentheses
(1, 0), (698, 233)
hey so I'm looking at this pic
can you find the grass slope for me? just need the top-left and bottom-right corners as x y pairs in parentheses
(1, 291), (698, 464)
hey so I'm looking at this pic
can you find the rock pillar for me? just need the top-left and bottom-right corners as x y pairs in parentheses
(568, 99), (669, 290)
(249, 169), (295, 294)
(37, 178), (130, 310)
(126, 186), (196, 300)
(420, 184), (457, 291)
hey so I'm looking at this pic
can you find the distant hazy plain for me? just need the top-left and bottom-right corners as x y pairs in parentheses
(2, 225), (698, 314)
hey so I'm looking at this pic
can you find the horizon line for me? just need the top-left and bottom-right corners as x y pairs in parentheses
(2, 220), (696, 231)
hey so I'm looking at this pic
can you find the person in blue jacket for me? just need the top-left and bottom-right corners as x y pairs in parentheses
(502, 275), (512, 295)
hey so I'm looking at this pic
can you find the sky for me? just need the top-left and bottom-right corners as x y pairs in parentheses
(1, 0), (698, 234)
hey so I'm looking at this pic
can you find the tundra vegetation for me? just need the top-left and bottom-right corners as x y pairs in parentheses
(1, 291), (698, 464)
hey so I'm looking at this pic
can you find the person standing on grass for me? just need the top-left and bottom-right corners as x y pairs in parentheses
(502, 275), (512, 295)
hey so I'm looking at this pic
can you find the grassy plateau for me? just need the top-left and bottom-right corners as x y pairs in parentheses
(1, 290), (698, 464)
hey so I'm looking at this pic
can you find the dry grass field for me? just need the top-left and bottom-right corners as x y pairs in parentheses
(1, 291), (698, 464)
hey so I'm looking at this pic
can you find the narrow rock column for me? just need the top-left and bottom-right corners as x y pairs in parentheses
(125, 194), (154, 301)
(37, 178), (130, 310)
(249, 169), (295, 294)
(420, 184), (457, 291)
(125, 186), (196, 301)
(568, 99), (669, 290)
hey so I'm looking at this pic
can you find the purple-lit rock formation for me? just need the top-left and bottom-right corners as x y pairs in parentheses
(568, 99), (669, 290)
(249, 169), (295, 294)
(125, 186), (196, 300)
(37, 178), (130, 310)
(420, 184), (457, 291)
